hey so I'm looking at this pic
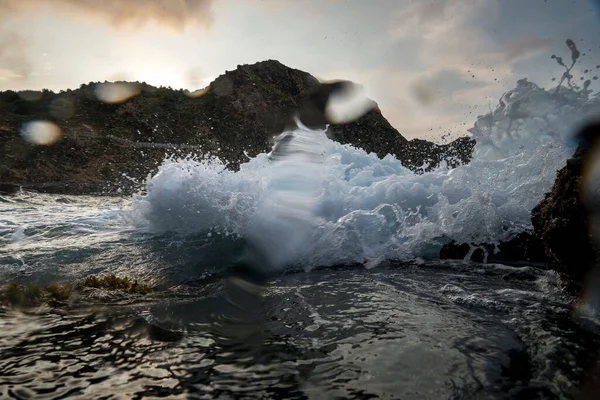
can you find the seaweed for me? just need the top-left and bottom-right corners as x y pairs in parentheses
(0, 274), (152, 309)
(0, 283), (72, 307)
(78, 274), (152, 295)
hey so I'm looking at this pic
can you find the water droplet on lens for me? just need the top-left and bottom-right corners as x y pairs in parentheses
(95, 82), (141, 104)
(20, 121), (62, 145)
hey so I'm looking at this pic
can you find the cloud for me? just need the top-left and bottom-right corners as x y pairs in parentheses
(0, 30), (31, 81)
(501, 37), (554, 62)
(393, 0), (553, 82)
(410, 69), (489, 106)
(394, 0), (458, 31)
(0, 0), (214, 30)
(383, 0), (559, 138)
(390, 0), (502, 99)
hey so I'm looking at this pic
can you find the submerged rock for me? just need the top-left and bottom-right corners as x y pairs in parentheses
(0, 60), (473, 195)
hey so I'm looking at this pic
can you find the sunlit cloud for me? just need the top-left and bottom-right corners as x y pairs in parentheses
(0, 30), (31, 81)
(0, 68), (23, 82)
(0, 0), (215, 30)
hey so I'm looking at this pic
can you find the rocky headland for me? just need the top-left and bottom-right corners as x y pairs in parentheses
(0, 60), (473, 195)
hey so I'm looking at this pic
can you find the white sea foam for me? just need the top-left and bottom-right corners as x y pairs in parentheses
(129, 80), (600, 270)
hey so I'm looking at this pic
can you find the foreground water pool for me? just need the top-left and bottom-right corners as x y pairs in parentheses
(1, 260), (599, 399)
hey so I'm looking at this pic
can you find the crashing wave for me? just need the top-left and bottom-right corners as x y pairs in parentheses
(129, 80), (600, 270)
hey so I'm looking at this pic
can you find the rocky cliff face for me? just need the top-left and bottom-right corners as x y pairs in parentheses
(0, 60), (473, 195)
(531, 122), (600, 291)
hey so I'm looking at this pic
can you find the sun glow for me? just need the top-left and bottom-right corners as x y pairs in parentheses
(130, 68), (186, 89)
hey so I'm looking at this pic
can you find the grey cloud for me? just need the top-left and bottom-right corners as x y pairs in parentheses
(407, 0), (455, 25)
(410, 69), (487, 105)
(502, 37), (554, 62)
(396, 0), (475, 29)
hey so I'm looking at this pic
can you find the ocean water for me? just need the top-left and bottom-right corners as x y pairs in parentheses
(1, 80), (600, 398)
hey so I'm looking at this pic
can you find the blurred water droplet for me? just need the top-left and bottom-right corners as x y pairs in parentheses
(18, 90), (43, 102)
(211, 76), (234, 97)
(325, 82), (374, 123)
(49, 98), (74, 119)
(95, 82), (140, 104)
(20, 121), (62, 145)
(185, 87), (209, 98)
(410, 78), (436, 106)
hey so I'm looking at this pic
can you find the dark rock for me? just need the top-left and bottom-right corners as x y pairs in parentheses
(0, 183), (20, 195)
(439, 241), (470, 260)
(471, 247), (486, 263)
(401, 136), (475, 172)
(496, 232), (547, 264)
(531, 122), (600, 290)
(440, 232), (548, 266)
(0, 60), (474, 195)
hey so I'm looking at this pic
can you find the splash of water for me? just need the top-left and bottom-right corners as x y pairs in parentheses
(129, 80), (600, 270)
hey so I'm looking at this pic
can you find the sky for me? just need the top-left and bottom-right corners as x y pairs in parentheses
(1, 0), (600, 141)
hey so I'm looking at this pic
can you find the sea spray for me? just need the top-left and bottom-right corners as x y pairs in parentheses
(130, 80), (600, 270)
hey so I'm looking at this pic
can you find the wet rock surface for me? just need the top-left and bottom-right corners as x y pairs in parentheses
(531, 122), (600, 290)
(439, 232), (548, 266)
